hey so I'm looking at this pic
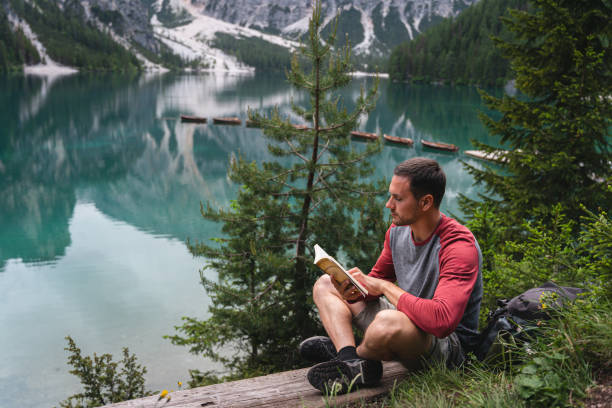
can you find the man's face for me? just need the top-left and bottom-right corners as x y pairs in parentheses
(386, 175), (421, 226)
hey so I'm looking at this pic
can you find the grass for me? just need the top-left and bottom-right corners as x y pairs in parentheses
(385, 361), (522, 408)
(379, 295), (611, 408)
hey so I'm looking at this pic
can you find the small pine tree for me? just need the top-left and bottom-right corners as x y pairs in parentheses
(462, 0), (611, 231)
(168, 0), (383, 382)
(59, 336), (151, 408)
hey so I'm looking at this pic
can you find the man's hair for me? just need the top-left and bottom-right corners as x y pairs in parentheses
(393, 158), (446, 208)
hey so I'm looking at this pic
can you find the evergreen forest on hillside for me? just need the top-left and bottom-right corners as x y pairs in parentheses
(211, 33), (292, 72)
(0, 8), (40, 71)
(4, 0), (140, 72)
(389, 0), (526, 85)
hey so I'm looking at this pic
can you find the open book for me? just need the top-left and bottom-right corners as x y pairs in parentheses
(313, 244), (368, 297)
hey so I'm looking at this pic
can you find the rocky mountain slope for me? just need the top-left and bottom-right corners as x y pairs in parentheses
(3, 0), (478, 72)
(191, 0), (477, 55)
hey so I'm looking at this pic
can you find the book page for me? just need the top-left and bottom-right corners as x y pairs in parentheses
(313, 244), (368, 296)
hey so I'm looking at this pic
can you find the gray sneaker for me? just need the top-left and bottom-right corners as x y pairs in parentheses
(299, 336), (337, 363)
(307, 358), (383, 394)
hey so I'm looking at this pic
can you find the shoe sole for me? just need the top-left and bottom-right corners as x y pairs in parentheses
(299, 336), (336, 363)
(307, 359), (382, 394)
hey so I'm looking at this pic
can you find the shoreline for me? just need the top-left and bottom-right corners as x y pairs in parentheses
(21, 64), (389, 78)
(351, 71), (390, 78)
(24, 64), (78, 77)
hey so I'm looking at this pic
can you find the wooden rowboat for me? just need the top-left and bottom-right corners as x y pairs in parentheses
(245, 120), (260, 128)
(464, 150), (507, 162)
(421, 139), (459, 152)
(180, 115), (207, 123)
(383, 134), (413, 146)
(291, 124), (310, 130)
(350, 131), (379, 141)
(213, 117), (242, 125)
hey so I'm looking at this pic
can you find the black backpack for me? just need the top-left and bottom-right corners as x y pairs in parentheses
(474, 281), (584, 362)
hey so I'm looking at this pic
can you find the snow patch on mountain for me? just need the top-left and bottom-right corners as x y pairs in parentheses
(150, 0), (299, 72)
(353, 6), (375, 55)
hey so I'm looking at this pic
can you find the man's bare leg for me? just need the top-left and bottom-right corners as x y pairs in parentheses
(312, 275), (366, 351)
(309, 276), (384, 393)
(357, 309), (432, 367)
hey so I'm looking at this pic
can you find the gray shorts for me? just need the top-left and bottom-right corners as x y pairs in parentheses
(352, 297), (465, 368)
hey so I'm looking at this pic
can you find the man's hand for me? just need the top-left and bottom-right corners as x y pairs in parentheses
(348, 267), (405, 306)
(347, 267), (387, 296)
(331, 275), (363, 302)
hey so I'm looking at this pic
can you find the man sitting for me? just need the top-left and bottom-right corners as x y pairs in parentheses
(302, 158), (483, 393)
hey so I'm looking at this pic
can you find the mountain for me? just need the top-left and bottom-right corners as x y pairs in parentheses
(192, 0), (478, 55)
(1, 0), (479, 73)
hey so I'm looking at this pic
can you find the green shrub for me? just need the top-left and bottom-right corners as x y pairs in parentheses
(513, 295), (610, 406)
(58, 336), (151, 408)
(468, 205), (611, 318)
(387, 292), (611, 407)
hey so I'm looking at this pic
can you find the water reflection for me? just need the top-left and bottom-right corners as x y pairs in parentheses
(0, 73), (496, 270)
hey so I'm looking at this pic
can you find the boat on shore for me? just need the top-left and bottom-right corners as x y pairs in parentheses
(292, 124), (310, 130)
(421, 139), (459, 152)
(180, 115), (207, 123)
(213, 117), (242, 125)
(383, 134), (413, 146)
(350, 131), (378, 141)
(246, 120), (260, 128)
(464, 150), (508, 162)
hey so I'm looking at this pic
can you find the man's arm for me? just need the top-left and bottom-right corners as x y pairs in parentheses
(397, 239), (479, 338)
(348, 269), (404, 305)
(351, 238), (479, 338)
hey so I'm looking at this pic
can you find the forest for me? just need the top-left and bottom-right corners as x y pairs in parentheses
(0, 8), (40, 71)
(211, 32), (292, 72)
(2, 0), (141, 72)
(388, 0), (525, 86)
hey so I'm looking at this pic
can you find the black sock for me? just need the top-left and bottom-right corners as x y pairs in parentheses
(337, 345), (359, 361)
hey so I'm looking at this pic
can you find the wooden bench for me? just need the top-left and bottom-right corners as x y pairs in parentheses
(104, 361), (408, 408)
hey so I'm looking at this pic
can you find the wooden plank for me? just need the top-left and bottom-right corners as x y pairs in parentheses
(103, 361), (408, 408)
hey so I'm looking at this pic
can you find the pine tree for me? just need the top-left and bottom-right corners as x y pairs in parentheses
(462, 0), (611, 230)
(168, 0), (382, 382)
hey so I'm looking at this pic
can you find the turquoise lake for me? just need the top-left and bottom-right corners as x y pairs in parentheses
(0, 72), (502, 407)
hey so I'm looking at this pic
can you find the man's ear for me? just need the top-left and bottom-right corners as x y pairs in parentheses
(420, 194), (434, 211)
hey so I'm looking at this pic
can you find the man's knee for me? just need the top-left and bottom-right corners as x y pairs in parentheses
(313, 274), (335, 303)
(362, 310), (431, 360)
(363, 310), (406, 346)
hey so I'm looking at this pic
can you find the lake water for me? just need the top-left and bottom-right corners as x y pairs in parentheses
(0, 72), (500, 407)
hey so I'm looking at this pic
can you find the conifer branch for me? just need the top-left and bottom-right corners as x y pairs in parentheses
(316, 138), (332, 161)
(248, 278), (279, 304)
(316, 172), (342, 202)
(316, 122), (350, 133)
(264, 165), (308, 182)
(270, 187), (329, 197)
(283, 136), (309, 162)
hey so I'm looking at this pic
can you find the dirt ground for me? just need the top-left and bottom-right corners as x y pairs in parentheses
(583, 371), (612, 408)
